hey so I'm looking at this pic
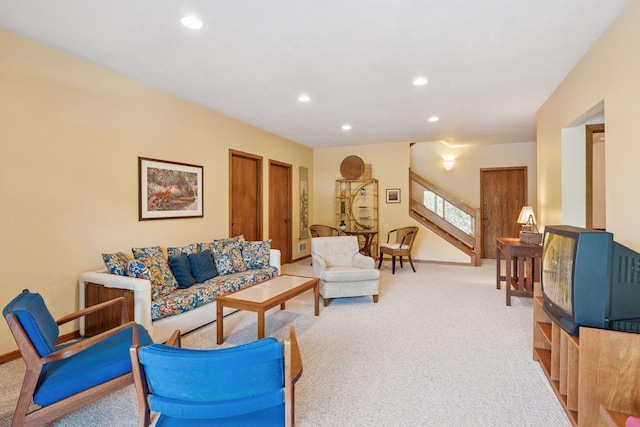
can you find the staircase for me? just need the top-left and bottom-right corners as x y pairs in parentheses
(409, 169), (481, 266)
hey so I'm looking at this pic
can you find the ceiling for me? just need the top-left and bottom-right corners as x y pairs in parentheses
(0, 1), (629, 148)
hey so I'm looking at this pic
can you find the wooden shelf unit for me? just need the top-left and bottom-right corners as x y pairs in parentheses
(336, 178), (378, 255)
(533, 287), (640, 427)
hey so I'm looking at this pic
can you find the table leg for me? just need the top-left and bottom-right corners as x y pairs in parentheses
(314, 281), (320, 316)
(280, 302), (286, 310)
(216, 300), (224, 344)
(496, 246), (501, 289)
(257, 310), (265, 339)
(506, 246), (512, 306)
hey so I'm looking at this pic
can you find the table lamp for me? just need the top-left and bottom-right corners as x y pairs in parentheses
(517, 206), (542, 244)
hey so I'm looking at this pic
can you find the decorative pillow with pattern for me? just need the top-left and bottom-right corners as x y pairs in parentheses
(167, 244), (198, 258)
(132, 246), (165, 260)
(102, 252), (131, 276)
(212, 239), (247, 275)
(242, 240), (272, 269)
(126, 260), (151, 280)
(132, 252), (178, 299)
(197, 241), (215, 253)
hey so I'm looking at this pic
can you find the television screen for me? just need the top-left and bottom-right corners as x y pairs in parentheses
(541, 232), (576, 316)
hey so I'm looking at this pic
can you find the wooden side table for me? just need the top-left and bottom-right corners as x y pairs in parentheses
(496, 237), (542, 306)
(344, 230), (378, 257)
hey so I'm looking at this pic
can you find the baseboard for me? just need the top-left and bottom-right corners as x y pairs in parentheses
(0, 330), (80, 364)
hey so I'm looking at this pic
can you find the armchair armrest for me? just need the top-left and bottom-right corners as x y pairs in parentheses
(42, 321), (142, 364)
(352, 253), (375, 269)
(311, 254), (327, 278)
(57, 296), (128, 325)
(165, 329), (181, 348)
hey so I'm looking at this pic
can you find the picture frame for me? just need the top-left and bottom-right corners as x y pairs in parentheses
(138, 157), (203, 220)
(386, 188), (400, 204)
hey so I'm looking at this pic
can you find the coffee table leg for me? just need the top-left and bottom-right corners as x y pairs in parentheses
(216, 300), (224, 344)
(257, 310), (265, 339)
(280, 302), (286, 310)
(314, 281), (320, 316)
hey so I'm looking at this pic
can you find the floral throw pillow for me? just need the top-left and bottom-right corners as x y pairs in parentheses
(167, 244), (198, 258)
(102, 252), (131, 276)
(212, 239), (247, 275)
(131, 247), (178, 299)
(242, 240), (272, 269)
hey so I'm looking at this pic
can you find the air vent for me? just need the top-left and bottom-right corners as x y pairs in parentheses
(298, 242), (307, 252)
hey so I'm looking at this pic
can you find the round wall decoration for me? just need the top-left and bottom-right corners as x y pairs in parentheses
(340, 155), (365, 179)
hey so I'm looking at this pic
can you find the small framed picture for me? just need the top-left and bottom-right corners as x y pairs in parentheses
(386, 188), (400, 203)
(139, 157), (203, 220)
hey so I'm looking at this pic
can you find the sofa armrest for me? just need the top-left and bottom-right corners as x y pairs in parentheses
(352, 253), (375, 269)
(269, 248), (281, 275)
(78, 270), (153, 338)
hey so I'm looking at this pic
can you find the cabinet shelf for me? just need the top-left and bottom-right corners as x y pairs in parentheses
(533, 285), (640, 426)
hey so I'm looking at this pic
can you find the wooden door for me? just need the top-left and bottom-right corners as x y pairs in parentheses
(480, 167), (527, 258)
(229, 150), (262, 240)
(269, 161), (292, 264)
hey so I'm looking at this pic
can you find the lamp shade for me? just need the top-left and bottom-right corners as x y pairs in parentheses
(517, 206), (536, 225)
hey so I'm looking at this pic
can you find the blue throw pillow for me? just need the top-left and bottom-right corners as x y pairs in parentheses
(188, 250), (218, 283)
(169, 253), (197, 289)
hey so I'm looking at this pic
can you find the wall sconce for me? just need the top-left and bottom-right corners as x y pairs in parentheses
(443, 159), (455, 171)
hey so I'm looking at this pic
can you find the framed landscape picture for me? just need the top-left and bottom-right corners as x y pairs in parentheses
(386, 188), (400, 203)
(138, 157), (203, 220)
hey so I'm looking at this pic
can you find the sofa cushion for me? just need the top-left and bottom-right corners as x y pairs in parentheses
(102, 252), (131, 276)
(169, 253), (197, 289)
(34, 325), (153, 406)
(151, 266), (278, 320)
(321, 266), (380, 282)
(212, 239), (247, 275)
(242, 240), (272, 269)
(188, 250), (218, 283)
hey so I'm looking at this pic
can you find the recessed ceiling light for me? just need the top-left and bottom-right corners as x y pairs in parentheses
(413, 77), (429, 86)
(342, 124), (352, 131)
(181, 16), (203, 29)
(428, 116), (439, 122)
(298, 94), (311, 102)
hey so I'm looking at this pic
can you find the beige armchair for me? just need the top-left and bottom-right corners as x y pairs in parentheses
(312, 236), (380, 306)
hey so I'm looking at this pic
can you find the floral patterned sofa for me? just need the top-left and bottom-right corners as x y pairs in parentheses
(78, 237), (280, 343)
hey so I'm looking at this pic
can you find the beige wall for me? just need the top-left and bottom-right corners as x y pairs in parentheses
(313, 142), (414, 252)
(0, 29), (313, 353)
(536, 1), (640, 250)
(411, 141), (537, 262)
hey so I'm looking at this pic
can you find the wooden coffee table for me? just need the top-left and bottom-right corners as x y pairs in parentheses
(216, 274), (320, 344)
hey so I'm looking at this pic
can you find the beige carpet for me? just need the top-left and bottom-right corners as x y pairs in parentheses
(0, 259), (570, 426)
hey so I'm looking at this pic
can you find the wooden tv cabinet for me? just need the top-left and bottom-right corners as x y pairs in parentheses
(533, 288), (640, 426)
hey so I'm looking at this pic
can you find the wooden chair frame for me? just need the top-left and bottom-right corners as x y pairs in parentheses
(310, 224), (340, 237)
(5, 296), (142, 427)
(130, 326), (301, 427)
(378, 227), (419, 274)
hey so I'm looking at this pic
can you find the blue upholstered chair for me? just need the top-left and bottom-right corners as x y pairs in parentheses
(3, 290), (153, 427)
(130, 326), (301, 427)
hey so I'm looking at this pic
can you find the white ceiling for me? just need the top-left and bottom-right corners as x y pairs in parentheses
(0, 1), (629, 148)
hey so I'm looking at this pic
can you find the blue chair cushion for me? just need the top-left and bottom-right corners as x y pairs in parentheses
(140, 337), (284, 420)
(2, 292), (59, 357)
(169, 253), (197, 288)
(188, 250), (218, 283)
(33, 325), (152, 406)
(156, 404), (284, 427)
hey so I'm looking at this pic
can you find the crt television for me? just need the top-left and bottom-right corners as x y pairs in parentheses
(541, 225), (640, 336)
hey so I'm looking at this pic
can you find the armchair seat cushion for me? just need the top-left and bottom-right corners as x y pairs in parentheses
(321, 267), (380, 282)
(380, 243), (409, 250)
(34, 326), (152, 406)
